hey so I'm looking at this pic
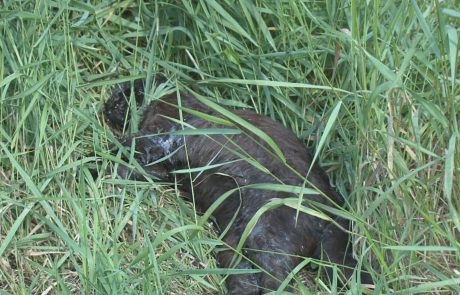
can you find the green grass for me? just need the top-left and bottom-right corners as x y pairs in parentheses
(1, 0), (459, 294)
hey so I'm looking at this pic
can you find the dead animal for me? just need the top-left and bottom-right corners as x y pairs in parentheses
(103, 77), (373, 294)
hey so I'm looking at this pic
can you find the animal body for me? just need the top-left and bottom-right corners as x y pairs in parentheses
(103, 77), (371, 294)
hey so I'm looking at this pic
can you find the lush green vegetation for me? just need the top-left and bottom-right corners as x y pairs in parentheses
(1, 0), (459, 294)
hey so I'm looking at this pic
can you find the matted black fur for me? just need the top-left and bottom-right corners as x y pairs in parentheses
(103, 78), (372, 294)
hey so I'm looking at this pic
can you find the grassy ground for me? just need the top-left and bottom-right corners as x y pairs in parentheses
(1, 0), (459, 294)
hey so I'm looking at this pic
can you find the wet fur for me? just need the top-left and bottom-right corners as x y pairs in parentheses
(103, 78), (372, 294)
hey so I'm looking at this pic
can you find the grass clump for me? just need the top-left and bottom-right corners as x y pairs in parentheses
(1, 0), (459, 294)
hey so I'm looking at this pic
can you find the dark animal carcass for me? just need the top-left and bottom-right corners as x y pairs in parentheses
(103, 77), (372, 294)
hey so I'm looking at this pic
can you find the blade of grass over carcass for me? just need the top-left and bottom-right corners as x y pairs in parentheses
(198, 187), (242, 228)
(169, 267), (261, 276)
(198, 183), (321, 229)
(278, 198), (331, 221)
(175, 107), (234, 126)
(171, 159), (244, 174)
(235, 198), (330, 255)
(170, 128), (241, 136)
(189, 91), (286, 163)
(244, 183), (319, 195)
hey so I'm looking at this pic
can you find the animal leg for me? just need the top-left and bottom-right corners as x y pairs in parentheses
(243, 217), (304, 293)
(217, 229), (261, 295)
